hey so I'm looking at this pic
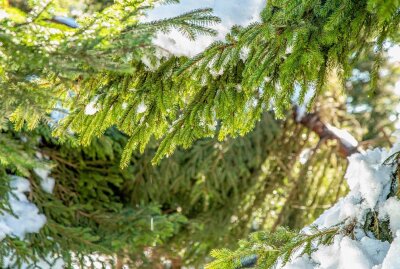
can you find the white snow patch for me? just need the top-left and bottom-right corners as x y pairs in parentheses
(0, 10), (9, 20)
(360, 236), (390, 265)
(283, 134), (400, 269)
(388, 45), (400, 63)
(282, 256), (314, 269)
(137, 101), (148, 114)
(34, 167), (55, 194)
(84, 96), (100, 115)
(240, 47), (251, 61)
(311, 234), (342, 268)
(338, 237), (374, 269)
(345, 148), (392, 209)
(381, 232), (400, 269)
(299, 148), (312, 164)
(326, 123), (359, 148)
(50, 102), (68, 125)
(85, 102), (99, 115)
(379, 197), (400, 234)
(311, 235), (390, 269)
(0, 176), (47, 240)
(293, 85), (315, 122)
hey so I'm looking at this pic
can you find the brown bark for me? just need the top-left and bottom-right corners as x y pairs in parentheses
(293, 108), (359, 158)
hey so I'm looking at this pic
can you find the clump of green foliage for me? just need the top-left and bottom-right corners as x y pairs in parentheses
(0, 0), (399, 267)
(1, 0), (399, 167)
(206, 226), (340, 269)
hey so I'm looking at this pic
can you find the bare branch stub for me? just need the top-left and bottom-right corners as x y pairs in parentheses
(293, 107), (359, 158)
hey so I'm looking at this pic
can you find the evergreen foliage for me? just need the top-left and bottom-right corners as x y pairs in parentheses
(2, 0), (399, 167)
(0, 0), (400, 268)
(206, 148), (400, 269)
(205, 226), (340, 269)
(0, 125), (189, 268)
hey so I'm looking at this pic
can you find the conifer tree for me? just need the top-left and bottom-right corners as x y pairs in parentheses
(0, 0), (400, 268)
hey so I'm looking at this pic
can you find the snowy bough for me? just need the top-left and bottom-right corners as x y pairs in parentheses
(206, 135), (400, 269)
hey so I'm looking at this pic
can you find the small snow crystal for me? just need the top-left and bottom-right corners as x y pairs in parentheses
(84, 96), (100, 115)
(137, 102), (148, 114)
(85, 101), (99, 115)
(34, 168), (55, 194)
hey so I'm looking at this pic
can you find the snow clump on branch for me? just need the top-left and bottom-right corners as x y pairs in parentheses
(282, 136), (400, 269)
